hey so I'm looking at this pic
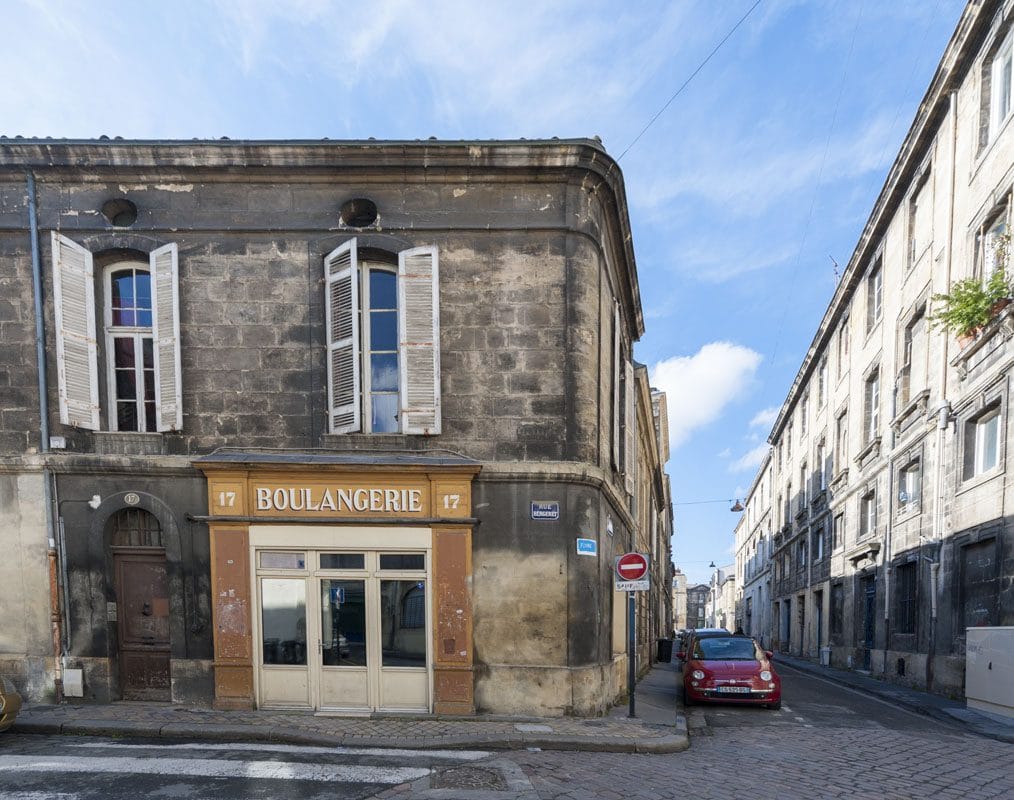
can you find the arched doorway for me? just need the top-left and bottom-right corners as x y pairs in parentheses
(110, 508), (170, 700)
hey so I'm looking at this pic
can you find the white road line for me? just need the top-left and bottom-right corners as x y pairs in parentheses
(68, 741), (491, 761)
(0, 755), (429, 784)
(794, 716), (806, 722)
(775, 661), (958, 726)
(781, 704), (793, 713)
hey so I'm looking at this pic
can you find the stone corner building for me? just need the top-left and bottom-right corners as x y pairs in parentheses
(0, 137), (672, 716)
(736, 0), (1014, 701)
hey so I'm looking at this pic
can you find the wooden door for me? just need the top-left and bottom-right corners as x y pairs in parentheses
(114, 551), (171, 700)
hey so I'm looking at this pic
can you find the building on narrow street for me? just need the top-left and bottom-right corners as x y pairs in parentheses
(672, 568), (688, 631)
(686, 583), (709, 630)
(753, 0), (1014, 697)
(0, 137), (672, 716)
(735, 452), (773, 646)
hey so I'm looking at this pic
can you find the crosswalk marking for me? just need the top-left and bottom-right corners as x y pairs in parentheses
(68, 741), (491, 761)
(0, 755), (429, 784)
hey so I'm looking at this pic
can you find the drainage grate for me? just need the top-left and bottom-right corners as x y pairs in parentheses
(429, 766), (509, 791)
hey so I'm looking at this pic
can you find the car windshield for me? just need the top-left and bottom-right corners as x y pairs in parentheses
(694, 637), (759, 661)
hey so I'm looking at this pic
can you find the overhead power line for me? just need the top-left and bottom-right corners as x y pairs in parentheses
(617, 0), (763, 161)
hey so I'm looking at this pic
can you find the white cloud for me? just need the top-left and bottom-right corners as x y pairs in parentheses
(717, 448), (732, 459)
(750, 406), (780, 429)
(730, 444), (770, 473)
(650, 342), (762, 450)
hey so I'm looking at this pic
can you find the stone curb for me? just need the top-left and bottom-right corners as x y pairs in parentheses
(13, 715), (691, 754)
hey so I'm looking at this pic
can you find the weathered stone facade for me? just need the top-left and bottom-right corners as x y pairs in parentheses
(0, 138), (671, 715)
(748, 0), (1014, 699)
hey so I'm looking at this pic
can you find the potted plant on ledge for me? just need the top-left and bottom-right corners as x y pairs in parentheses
(929, 267), (1010, 346)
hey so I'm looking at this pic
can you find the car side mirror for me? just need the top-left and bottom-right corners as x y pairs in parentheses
(677, 652), (686, 661)
(765, 651), (774, 659)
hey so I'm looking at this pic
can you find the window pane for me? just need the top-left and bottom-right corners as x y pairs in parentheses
(135, 272), (152, 309)
(380, 580), (427, 667)
(379, 553), (425, 571)
(116, 369), (137, 400)
(112, 271), (134, 308)
(320, 579), (367, 667)
(319, 553), (365, 570)
(981, 413), (999, 471)
(113, 308), (136, 327)
(371, 353), (398, 391)
(143, 369), (155, 402)
(114, 337), (135, 368)
(142, 337), (154, 368)
(144, 401), (157, 432)
(260, 552), (307, 570)
(137, 309), (153, 327)
(371, 393), (399, 432)
(369, 270), (397, 310)
(117, 401), (138, 432)
(261, 578), (307, 666)
(370, 310), (398, 351)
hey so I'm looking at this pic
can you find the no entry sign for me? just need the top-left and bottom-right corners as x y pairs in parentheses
(615, 552), (650, 584)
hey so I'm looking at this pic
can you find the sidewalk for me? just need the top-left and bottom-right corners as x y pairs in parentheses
(12, 662), (688, 754)
(774, 653), (1014, 743)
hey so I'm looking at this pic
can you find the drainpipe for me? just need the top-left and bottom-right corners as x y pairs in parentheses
(28, 170), (64, 701)
(925, 89), (959, 692)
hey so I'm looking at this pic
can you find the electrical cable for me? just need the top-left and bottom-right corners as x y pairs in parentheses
(617, 0), (763, 161)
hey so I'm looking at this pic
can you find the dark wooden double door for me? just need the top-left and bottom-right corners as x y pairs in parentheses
(114, 550), (171, 700)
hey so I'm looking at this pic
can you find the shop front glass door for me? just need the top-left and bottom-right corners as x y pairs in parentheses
(256, 548), (429, 712)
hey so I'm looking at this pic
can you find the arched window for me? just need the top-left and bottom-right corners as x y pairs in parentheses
(105, 263), (156, 432)
(109, 508), (163, 548)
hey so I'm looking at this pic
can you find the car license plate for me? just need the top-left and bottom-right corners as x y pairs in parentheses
(716, 686), (751, 694)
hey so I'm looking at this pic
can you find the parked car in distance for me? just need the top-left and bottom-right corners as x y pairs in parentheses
(0, 676), (22, 732)
(678, 635), (781, 709)
(678, 628), (731, 660)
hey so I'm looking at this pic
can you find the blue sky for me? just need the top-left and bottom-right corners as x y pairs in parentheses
(4, 0), (965, 584)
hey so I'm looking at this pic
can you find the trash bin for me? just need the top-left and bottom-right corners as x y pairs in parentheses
(657, 637), (674, 663)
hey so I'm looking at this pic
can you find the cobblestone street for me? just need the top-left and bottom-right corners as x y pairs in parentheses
(501, 665), (1014, 800)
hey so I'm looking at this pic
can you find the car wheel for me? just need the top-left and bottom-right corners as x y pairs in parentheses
(766, 700), (781, 710)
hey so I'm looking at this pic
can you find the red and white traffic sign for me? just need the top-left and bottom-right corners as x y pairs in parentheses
(615, 552), (649, 582)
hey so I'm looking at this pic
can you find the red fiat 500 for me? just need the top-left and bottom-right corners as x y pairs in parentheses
(679, 635), (781, 709)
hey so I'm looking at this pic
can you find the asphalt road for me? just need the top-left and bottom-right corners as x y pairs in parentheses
(0, 737), (505, 800)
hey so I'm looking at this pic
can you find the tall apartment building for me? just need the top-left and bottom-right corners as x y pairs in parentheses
(749, 0), (1014, 697)
(735, 453), (773, 647)
(0, 137), (672, 716)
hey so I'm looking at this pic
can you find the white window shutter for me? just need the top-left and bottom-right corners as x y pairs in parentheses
(624, 359), (636, 495)
(398, 246), (441, 435)
(325, 239), (361, 434)
(612, 303), (621, 469)
(51, 232), (99, 429)
(150, 243), (183, 431)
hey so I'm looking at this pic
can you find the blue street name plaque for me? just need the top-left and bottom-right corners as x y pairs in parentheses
(531, 501), (560, 521)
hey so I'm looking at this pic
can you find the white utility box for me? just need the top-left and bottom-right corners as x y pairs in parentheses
(63, 668), (84, 698)
(965, 627), (1014, 719)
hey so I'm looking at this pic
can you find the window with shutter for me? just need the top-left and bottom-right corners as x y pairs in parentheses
(324, 239), (442, 436)
(150, 244), (182, 431)
(52, 233), (99, 429)
(55, 234), (182, 433)
(398, 247), (441, 435)
(324, 240), (361, 434)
